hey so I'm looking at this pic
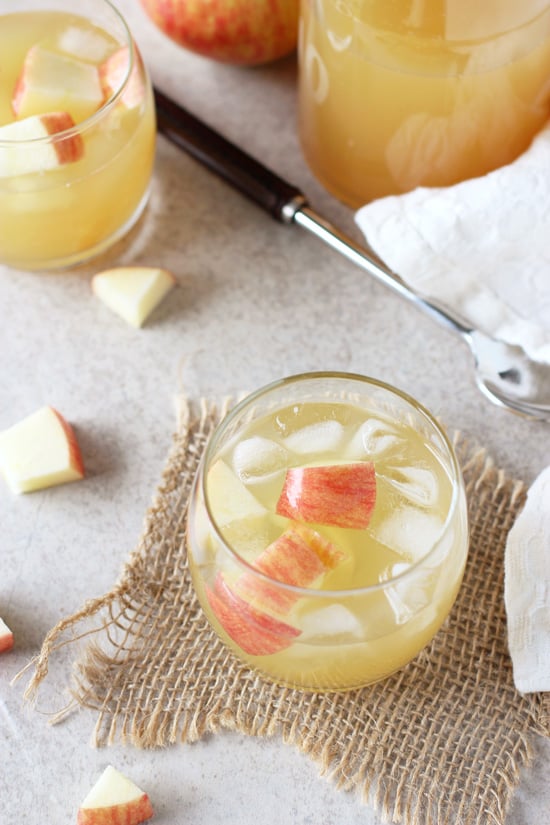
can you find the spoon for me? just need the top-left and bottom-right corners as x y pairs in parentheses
(154, 87), (550, 422)
(293, 205), (550, 420)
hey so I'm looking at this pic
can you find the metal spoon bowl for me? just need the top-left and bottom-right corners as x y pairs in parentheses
(468, 331), (550, 419)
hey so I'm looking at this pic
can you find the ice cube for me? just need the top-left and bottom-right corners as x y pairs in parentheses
(346, 417), (403, 459)
(207, 459), (266, 526)
(298, 603), (364, 641)
(232, 436), (288, 482)
(57, 26), (111, 63)
(381, 562), (437, 624)
(222, 513), (287, 564)
(284, 420), (344, 456)
(375, 506), (444, 563)
(383, 464), (439, 507)
(222, 518), (271, 561)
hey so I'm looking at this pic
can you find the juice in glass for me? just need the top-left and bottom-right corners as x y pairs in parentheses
(298, 0), (550, 205)
(187, 373), (469, 691)
(0, 0), (156, 270)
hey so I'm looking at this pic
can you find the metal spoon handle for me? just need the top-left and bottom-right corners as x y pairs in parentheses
(294, 207), (474, 338)
(154, 87), (306, 220)
(154, 87), (473, 340)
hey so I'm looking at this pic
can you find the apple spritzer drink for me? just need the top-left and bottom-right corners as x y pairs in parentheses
(0, 0), (156, 270)
(187, 373), (469, 691)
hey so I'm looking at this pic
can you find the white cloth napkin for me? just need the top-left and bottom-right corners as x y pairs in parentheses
(355, 124), (550, 364)
(504, 465), (550, 693)
(355, 126), (550, 693)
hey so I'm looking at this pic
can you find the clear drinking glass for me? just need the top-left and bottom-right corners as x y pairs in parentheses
(0, 0), (156, 270)
(186, 372), (469, 691)
(298, 0), (550, 206)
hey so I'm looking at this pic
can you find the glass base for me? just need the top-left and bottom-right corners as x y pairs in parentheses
(2, 184), (152, 273)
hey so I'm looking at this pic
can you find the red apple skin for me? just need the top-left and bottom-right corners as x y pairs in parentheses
(50, 407), (85, 478)
(139, 0), (299, 66)
(40, 113), (84, 164)
(0, 631), (14, 654)
(206, 573), (301, 655)
(12, 73), (27, 117)
(236, 524), (345, 614)
(76, 794), (153, 825)
(99, 46), (145, 108)
(276, 462), (377, 529)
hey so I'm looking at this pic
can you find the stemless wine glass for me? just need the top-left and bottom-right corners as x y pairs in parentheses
(187, 372), (469, 692)
(0, 0), (156, 271)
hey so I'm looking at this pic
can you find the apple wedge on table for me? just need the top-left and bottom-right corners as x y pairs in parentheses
(77, 765), (153, 825)
(0, 618), (14, 653)
(0, 406), (84, 494)
(91, 267), (176, 328)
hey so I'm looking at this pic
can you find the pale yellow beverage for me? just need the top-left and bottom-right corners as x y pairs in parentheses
(187, 374), (469, 691)
(298, 0), (550, 205)
(0, 1), (156, 270)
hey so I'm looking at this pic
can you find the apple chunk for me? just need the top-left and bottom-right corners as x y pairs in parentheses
(92, 267), (176, 328)
(0, 112), (84, 178)
(12, 45), (103, 122)
(276, 462), (377, 529)
(99, 46), (145, 109)
(235, 523), (345, 614)
(0, 618), (14, 653)
(206, 573), (301, 656)
(204, 458), (269, 560)
(56, 26), (112, 63)
(207, 458), (266, 526)
(77, 765), (154, 825)
(0, 407), (85, 494)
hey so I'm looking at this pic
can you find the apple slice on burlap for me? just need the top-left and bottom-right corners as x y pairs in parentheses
(276, 462), (377, 529)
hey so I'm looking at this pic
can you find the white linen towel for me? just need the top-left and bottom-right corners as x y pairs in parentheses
(504, 465), (550, 693)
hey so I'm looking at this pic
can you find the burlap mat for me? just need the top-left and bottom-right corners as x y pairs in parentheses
(19, 397), (549, 825)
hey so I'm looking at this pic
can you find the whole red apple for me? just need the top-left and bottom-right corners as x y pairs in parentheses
(140, 0), (299, 66)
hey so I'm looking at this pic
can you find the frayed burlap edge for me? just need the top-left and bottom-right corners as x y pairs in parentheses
(14, 396), (549, 825)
